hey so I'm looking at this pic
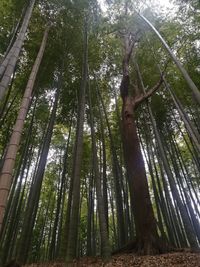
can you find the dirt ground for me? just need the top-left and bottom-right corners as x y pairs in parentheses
(26, 252), (200, 267)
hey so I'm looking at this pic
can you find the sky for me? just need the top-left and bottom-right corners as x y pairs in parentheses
(156, 0), (174, 9)
(99, 0), (176, 16)
(152, 0), (176, 14)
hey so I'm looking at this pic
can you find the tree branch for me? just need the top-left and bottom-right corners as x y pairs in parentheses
(134, 75), (164, 108)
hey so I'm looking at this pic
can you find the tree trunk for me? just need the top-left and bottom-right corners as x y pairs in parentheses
(55, 123), (72, 259)
(66, 18), (88, 261)
(148, 104), (199, 250)
(121, 95), (160, 254)
(0, 105), (35, 263)
(163, 76), (200, 153)
(86, 171), (94, 256)
(88, 82), (111, 260)
(99, 107), (109, 232)
(1, 4), (27, 63)
(17, 85), (60, 264)
(98, 88), (126, 247)
(138, 13), (200, 104)
(0, 27), (49, 232)
(118, 33), (163, 254)
(0, 0), (36, 100)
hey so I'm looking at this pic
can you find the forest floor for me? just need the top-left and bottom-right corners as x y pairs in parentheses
(26, 252), (200, 267)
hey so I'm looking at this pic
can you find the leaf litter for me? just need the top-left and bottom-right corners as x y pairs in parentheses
(24, 252), (200, 267)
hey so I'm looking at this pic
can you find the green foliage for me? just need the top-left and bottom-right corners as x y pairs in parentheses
(1, 0), (200, 262)
(0, 0), (26, 55)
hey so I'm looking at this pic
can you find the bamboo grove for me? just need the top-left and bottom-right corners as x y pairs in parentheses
(0, 0), (200, 264)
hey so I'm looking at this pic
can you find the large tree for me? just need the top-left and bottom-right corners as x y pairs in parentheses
(0, 0), (200, 264)
(119, 30), (164, 253)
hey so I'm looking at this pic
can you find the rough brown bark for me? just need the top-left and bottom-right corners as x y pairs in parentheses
(119, 33), (165, 254)
(121, 95), (161, 254)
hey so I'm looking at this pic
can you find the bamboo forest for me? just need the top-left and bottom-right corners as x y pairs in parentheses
(0, 0), (200, 266)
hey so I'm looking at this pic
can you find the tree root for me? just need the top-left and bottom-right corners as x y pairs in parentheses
(112, 239), (200, 256)
(112, 238), (172, 256)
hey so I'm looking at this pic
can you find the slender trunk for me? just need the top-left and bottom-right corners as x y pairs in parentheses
(88, 82), (111, 260)
(0, 0), (36, 100)
(0, 28), (49, 232)
(156, 146), (188, 248)
(55, 124), (72, 258)
(59, 176), (73, 259)
(86, 171), (93, 256)
(0, 88), (20, 129)
(148, 137), (177, 247)
(7, 147), (34, 260)
(0, 105), (35, 257)
(136, 61), (199, 249)
(139, 128), (167, 242)
(99, 108), (109, 231)
(167, 134), (200, 242)
(138, 13), (200, 104)
(66, 19), (88, 261)
(49, 169), (62, 260)
(0, 69), (16, 120)
(98, 88), (126, 246)
(162, 75), (200, 153)
(17, 86), (60, 264)
(109, 187), (118, 249)
(2, 4), (27, 62)
(147, 37), (200, 154)
(171, 134), (200, 210)
(148, 105), (199, 249)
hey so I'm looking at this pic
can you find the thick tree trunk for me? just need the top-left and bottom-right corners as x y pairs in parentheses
(0, 28), (49, 232)
(121, 95), (161, 254)
(118, 33), (165, 254)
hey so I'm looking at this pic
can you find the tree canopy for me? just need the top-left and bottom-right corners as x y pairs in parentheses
(0, 0), (199, 265)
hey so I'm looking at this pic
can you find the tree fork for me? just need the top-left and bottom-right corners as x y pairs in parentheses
(119, 33), (166, 254)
